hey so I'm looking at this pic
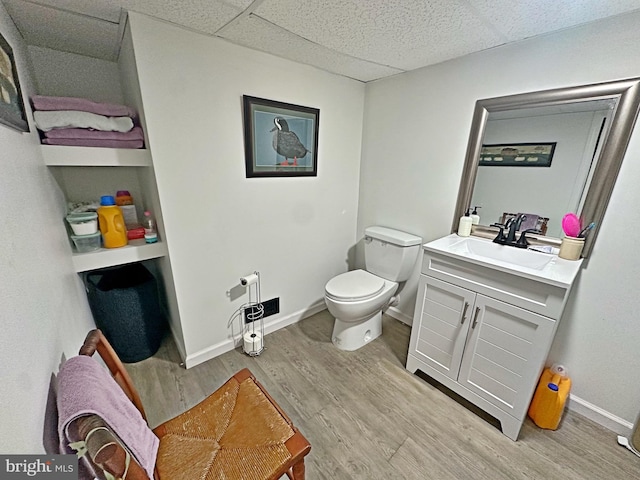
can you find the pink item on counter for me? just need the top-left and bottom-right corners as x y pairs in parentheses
(561, 213), (582, 237)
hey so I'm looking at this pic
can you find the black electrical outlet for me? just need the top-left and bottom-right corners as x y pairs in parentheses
(244, 297), (280, 323)
(262, 297), (280, 318)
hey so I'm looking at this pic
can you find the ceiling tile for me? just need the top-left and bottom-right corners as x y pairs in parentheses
(5, 0), (123, 22)
(121, 0), (247, 35)
(4, 0), (120, 60)
(219, 13), (404, 82)
(468, 0), (640, 41)
(5, 0), (640, 81)
(253, 0), (506, 70)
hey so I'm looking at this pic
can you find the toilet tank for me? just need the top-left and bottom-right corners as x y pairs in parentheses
(364, 226), (422, 282)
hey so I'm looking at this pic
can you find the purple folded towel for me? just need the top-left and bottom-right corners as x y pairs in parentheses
(42, 138), (144, 149)
(44, 126), (144, 141)
(57, 355), (158, 479)
(32, 95), (136, 118)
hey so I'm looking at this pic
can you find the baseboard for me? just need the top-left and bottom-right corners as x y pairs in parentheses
(567, 393), (634, 436)
(183, 301), (327, 369)
(386, 305), (413, 326)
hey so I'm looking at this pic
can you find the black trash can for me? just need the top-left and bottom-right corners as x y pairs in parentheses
(86, 263), (167, 362)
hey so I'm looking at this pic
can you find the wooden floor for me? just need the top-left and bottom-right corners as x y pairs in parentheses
(126, 310), (640, 479)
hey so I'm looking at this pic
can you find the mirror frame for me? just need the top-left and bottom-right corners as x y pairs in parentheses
(452, 77), (640, 257)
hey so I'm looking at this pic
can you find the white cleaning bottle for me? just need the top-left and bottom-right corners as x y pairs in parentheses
(458, 208), (472, 237)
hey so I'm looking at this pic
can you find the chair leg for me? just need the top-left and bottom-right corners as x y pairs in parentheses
(286, 460), (305, 480)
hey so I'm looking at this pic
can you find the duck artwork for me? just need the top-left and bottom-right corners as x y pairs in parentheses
(270, 117), (309, 166)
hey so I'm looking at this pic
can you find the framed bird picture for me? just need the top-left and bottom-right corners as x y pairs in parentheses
(0, 31), (29, 133)
(243, 95), (319, 177)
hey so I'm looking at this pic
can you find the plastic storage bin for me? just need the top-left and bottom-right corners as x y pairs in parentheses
(66, 212), (98, 235)
(71, 232), (101, 253)
(85, 263), (167, 362)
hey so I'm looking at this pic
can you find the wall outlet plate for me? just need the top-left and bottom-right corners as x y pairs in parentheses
(244, 297), (279, 323)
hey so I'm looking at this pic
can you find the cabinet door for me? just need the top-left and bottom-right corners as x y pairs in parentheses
(409, 276), (475, 380)
(457, 294), (555, 420)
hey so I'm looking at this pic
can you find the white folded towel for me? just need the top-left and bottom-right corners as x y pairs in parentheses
(34, 110), (134, 132)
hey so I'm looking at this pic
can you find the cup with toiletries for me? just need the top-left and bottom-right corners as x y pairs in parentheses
(559, 213), (595, 260)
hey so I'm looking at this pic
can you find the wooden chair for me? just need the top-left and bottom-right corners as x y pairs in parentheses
(71, 329), (311, 480)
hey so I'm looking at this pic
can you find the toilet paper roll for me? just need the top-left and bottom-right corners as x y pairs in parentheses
(243, 331), (263, 354)
(240, 273), (259, 286)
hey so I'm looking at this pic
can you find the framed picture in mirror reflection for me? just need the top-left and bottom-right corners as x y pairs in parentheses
(479, 142), (556, 167)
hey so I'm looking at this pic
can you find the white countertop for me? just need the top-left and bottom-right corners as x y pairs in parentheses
(423, 234), (583, 288)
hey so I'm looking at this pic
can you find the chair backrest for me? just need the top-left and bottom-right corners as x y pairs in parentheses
(79, 329), (148, 421)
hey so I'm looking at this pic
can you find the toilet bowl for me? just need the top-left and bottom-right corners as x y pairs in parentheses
(324, 226), (422, 351)
(325, 269), (398, 351)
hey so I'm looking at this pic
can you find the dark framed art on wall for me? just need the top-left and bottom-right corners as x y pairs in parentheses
(243, 95), (319, 177)
(0, 31), (29, 133)
(479, 142), (556, 167)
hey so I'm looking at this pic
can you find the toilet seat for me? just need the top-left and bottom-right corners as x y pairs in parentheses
(325, 270), (385, 302)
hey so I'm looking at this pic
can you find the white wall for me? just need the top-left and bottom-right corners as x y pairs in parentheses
(28, 45), (123, 103)
(0, 5), (95, 454)
(127, 13), (365, 365)
(360, 12), (640, 428)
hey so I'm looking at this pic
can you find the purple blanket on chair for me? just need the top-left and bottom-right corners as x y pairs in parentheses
(32, 95), (136, 117)
(57, 355), (158, 479)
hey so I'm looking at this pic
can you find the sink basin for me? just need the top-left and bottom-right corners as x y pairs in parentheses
(449, 236), (554, 271)
(423, 234), (583, 290)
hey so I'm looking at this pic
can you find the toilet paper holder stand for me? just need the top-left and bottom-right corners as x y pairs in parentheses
(241, 271), (264, 356)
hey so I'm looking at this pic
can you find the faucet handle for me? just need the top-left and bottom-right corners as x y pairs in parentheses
(516, 228), (542, 248)
(490, 223), (508, 244)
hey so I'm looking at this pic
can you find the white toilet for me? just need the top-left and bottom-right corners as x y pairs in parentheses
(324, 226), (422, 351)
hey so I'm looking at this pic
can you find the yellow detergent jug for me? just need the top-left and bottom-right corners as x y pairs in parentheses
(528, 364), (571, 430)
(97, 195), (128, 248)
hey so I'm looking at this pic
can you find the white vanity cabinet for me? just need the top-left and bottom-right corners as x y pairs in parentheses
(406, 236), (582, 440)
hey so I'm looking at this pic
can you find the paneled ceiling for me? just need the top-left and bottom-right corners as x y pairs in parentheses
(4, 0), (640, 82)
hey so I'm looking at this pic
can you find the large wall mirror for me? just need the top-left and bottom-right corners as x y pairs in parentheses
(452, 77), (640, 257)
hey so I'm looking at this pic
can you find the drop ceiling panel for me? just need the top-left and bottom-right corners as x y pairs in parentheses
(120, 0), (246, 34)
(253, 0), (506, 70)
(468, 0), (640, 41)
(5, 0), (640, 81)
(4, 0), (120, 60)
(219, 14), (404, 82)
(7, 0), (122, 22)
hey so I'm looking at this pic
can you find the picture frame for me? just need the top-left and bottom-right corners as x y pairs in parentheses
(0, 31), (29, 133)
(479, 142), (556, 167)
(243, 95), (319, 177)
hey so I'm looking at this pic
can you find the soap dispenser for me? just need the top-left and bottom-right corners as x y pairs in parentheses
(458, 208), (473, 237)
(470, 206), (481, 225)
